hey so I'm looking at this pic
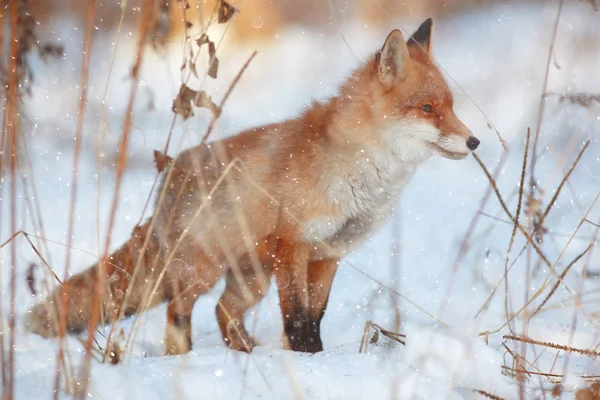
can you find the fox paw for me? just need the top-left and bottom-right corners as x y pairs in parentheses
(282, 333), (323, 353)
(225, 329), (256, 353)
(165, 324), (192, 355)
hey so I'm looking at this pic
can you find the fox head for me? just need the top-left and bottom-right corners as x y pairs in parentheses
(339, 19), (479, 161)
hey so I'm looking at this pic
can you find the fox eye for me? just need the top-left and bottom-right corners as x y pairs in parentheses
(421, 104), (433, 113)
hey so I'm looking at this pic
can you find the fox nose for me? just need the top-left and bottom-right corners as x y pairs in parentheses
(466, 136), (480, 151)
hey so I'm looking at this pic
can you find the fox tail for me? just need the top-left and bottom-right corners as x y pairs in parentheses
(25, 221), (166, 338)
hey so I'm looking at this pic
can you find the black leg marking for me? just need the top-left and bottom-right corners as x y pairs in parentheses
(284, 303), (323, 353)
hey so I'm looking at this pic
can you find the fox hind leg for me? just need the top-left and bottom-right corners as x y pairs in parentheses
(216, 255), (272, 353)
(166, 289), (197, 355)
(165, 250), (220, 355)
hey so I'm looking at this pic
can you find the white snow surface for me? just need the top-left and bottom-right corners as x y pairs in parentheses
(2, 1), (600, 399)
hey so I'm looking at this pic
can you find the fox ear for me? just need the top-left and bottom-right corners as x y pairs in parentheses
(407, 18), (433, 54)
(378, 29), (412, 86)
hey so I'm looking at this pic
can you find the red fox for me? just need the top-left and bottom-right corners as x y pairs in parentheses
(25, 19), (479, 354)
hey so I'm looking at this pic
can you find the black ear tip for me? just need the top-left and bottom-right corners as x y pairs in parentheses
(420, 18), (433, 31)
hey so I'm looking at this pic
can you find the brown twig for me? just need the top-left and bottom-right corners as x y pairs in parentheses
(531, 243), (594, 316)
(120, 17), (238, 354)
(474, 150), (599, 337)
(504, 129), (531, 334)
(96, 0), (127, 276)
(441, 152), (508, 314)
(78, 0), (153, 396)
(120, 49), (258, 353)
(473, 389), (506, 400)
(545, 92), (600, 108)
(54, 0), (96, 398)
(504, 335), (600, 357)
(529, 0), (564, 194)
(3, 0), (20, 398)
(539, 141), (590, 227)
(472, 153), (552, 267)
(475, 140), (591, 320)
(199, 51), (257, 146)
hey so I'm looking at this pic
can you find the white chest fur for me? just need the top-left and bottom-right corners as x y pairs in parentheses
(302, 145), (426, 255)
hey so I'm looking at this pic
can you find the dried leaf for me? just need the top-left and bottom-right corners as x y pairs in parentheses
(197, 34), (219, 79)
(197, 34), (210, 46)
(190, 62), (199, 79)
(26, 263), (37, 295)
(108, 342), (123, 365)
(193, 91), (221, 119)
(187, 47), (199, 78)
(172, 84), (197, 119)
(218, 0), (237, 23)
(154, 150), (174, 173)
(369, 330), (379, 344)
(207, 46), (219, 79)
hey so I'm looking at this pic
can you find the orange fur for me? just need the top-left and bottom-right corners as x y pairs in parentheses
(26, 19), (479, 354)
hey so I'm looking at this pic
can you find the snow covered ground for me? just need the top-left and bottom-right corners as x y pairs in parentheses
(2, 0), (600, 398)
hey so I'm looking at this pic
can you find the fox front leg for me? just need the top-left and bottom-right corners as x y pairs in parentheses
(273, 241), (323, 353)
(307, 258), (339, 346)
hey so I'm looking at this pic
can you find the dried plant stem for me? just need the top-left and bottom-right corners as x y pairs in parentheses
(504, 129), (531, 334)
(502, 342), (546, 377)
(161, 1), (224, 156)
(529, 0), (564, 192)
(2, 0), (20, 398)
(118, 50), (258, 353)
(93, 4), (130, 361)
(123, 158), (242, 351)
(563, 211), (600, 376)
(97, 0), (127, 269)
(474, 147), (598, 337)
(502, 366), (559, 379)
(441, 152), (508, 314)
(121, 22), (240, 353)
(136, 48), (259, 323)
(539, 142), (590, 227)
(54, 0), (96, 398)
(523, 7), (565, 370)
(504, 335), (600, 357)
(475, 141), (591, 320)
(472, 153), (552, 268)
(199, 51), (257, 145)
(474, 389), (506, 400)
(78, 0), (153, 396)
(531, 243), (593, 317)
(0, 11), (7, 395)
